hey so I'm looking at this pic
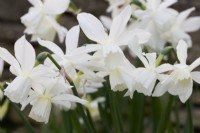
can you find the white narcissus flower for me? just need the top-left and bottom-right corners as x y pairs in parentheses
(0, 59), (3, 77)
(38, 25), (101, 80)
(0, 35), (57, 103)
(77, 5), (150, 57)
(130, 52), (173, 96)
(161, 7), (200, 47)
(21, 77), (87, 123)
(153, 40), (200, 103)
(134, 0), (178, 51)
(21, 0), (69, 42)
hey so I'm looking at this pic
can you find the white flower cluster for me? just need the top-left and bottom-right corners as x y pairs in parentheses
(0, 0), (200, 123)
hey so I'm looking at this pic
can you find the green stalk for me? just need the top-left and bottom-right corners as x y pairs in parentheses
(98, 103), (110, 133)
(12, 103), (35, 133)
(132, 92), (145, 133)
(152, 97), (162, 133)
(156, 95), (174, 133)
(106, 78), (123, 133)
(175, 97), (180, 133)
(184, 100), (194, 133)
(61, 111), (72, 133)
(70, 111), (82, 133)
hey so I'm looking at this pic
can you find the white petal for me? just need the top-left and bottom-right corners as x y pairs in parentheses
(109, 69), (126, 91)
(4, 76), (31, 103)
(52, 94), (87, 105)
(77, 13), (108, 44)
(14, 35), (36, 72)
(100, 16), (112, 30)
(169, 78), (193, 103)
(38, 38), (64, 57)
(0, 47), (21, 74)
(145, 53), (156, 68)
(176, 40), (188, 65)
(189, 57), (200, 71)
(29, 98), (52, 123)
(44, 0), (69, 15)
(182, 17), (200, 32)
(191, 71), (200, 84)
(65, 25), (80, 53)
(156, 63), (174, 73)
(109, 5), (131, 40)
(152, 82), (169, 96)
(177, 7), (195, 25)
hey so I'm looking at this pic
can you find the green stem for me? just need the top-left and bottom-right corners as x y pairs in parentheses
(61, 111), (72, 133)
(184, 100), (194, 133)
(156, 95), (174, 133)
(70, 111), (82, 133)
(98, 103), (110, 133)
(12, 103), (35, 133)
(152, 97), (162, 133)
(106, 78), (123, 133)
(175, 97), (180, 133)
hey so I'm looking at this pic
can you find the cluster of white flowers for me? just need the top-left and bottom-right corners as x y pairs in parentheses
(0, 0), (200, 123)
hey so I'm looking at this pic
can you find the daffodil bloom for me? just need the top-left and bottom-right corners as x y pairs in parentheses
(38, 25), (101, 80)
(0, 59), (3, 77)
(77, 5), (150, 57)
(21, 77), (87, 123)
(134, 0), (178, 50)
(132, 52), (173, 96)
(161, 7), (200, 47)
(0, 36), (57, 103)
(153, 40), (200, 103)
(21, 0), (69, 42)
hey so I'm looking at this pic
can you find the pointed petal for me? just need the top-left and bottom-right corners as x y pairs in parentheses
(0, 47), (21, 74)
(38, 38), (64, 57)
(109, 5), (132, 40)
(44, 0), (69, 15)
(176, 40), (188, 65)
(191, 71), (200, 84)
(52, 94), (87, 105)
(4, 76), (31, 103)
(100, 16), (112, 30)
(156, 63), (174, 73)
(14, 35), (36, 72)
(77, 13), (108, 44)
(145, 53), (156, 68)
(189, 57), (200, 71)
(177, 7), (195, 25)
(183, 17), (200, 32)
(65, 25), (80, 53)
